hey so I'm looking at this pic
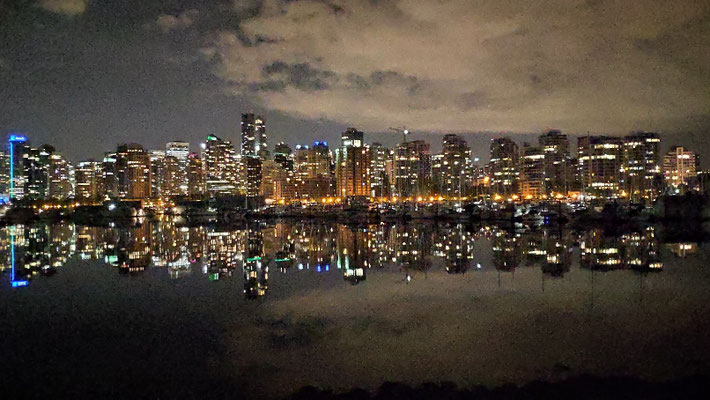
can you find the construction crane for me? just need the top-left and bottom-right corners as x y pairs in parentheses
(389, 126), (409, 144)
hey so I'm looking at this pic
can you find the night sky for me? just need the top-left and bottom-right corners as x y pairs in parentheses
(1, 0), (708, 162)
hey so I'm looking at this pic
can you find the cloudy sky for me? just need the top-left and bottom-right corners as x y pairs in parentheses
(1, 0), (708, 161)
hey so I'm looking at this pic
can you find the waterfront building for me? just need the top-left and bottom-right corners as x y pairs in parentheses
(24, 144), (54, 200)
(433, 134), (472, 197)
(148, 150), (165, 198)
(369, 142), (389, 198)
(538, 130), (570, 195)
(160, 155), (182, 197)
(203, 135), (238, 197)
(186, 153), (205, 199)
(115, 144), (151, 199)
(393, 140), (431, 198)
(663, 146), (698, 188)
(75, 160), (102, 202)
(101, 152), (119, 199)
(622, 132), (661, 202)
(165, 141), (190, 195)
(48, 153), (72, 200)
(489, 137), (519, 197)
(294, 142), (334, 200)
(577, 136), (623, 199)
(335, 128), (370, 198)
(7, 134), (30, 200)
(520, 143), (545, 199)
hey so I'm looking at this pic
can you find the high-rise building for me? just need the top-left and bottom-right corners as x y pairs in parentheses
(24, 144), (54, 200)
(393, 140), (431, 198)
(341, 127), (363, 149)
(241, 113), (268, 160)
(148, 150), (165, 198)
(335, 128), (370, 198)
(663, 146), (698, 188)
(7, 134), (29, 200)
(116, 143), (151, 199)
(489, 138), (519, 196)
(294, 142), (334, 199)
(244, 156), (262, 197)
(520, 144), (545, 199)
(336, 147), (371, 198)
(273, 142), (294, 171)
(166, 141), (190, 195)
(577, 136), (622, 199)
(369, 142), (389, 198)
(48, 153), (72, 200)
(160, 155), (182, 197)
(186, 153), (205, 199)
(433, 134), (471, 197)
(622, 132), (661, 202)
(203, 135), (238, 197)
(75, 160), (102, 202)
(101, 152), (119, 199)
(538, 130), (570, 194)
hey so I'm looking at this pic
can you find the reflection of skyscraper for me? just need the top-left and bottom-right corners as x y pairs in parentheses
(243, 227), (268, 298)
(337, 225), (371, 284)
(434, 224), (474, 274)
(491, 228), (521, 271)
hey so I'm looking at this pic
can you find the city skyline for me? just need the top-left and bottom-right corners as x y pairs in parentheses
(1, 1), (708, 163)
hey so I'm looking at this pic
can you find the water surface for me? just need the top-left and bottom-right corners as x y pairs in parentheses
(1, 220), (709, 398)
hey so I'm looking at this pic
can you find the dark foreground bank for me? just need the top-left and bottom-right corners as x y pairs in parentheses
(3, 375), (709, 400)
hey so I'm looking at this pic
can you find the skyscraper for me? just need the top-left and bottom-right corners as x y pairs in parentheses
(166, 141), (190, 195)
(393, 140), (431, 198)
(577, 136), (622, 199)
(538, 130), (570, 195)
(75, 160), (102, 202)
(335, 128), (370, 198)
(203, 135), (238, 197)
(341, 127), (363, 149)
(369, 142), (389, 198)
(294, 142), (334, 200)
(116, 143), (151, 199)
(186, 153), (205, 199)
(7, 134), (29, 200)
(622, 132), (661, 202)
(241, 113), (267, 160)
(48, 153), (73, 200)
(520, 144), (545, 199)
(489, 137), (519, 196)
(433, 134), (472, 197)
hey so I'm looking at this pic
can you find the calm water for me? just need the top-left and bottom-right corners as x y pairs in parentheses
(1, 220), (709, 398)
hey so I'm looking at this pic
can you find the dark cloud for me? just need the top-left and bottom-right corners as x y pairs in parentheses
(1, 0), (709, 162)
(261, 61), (338, 91)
